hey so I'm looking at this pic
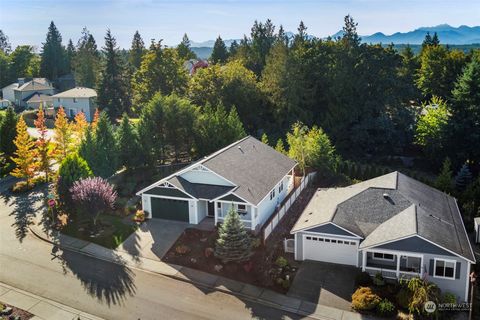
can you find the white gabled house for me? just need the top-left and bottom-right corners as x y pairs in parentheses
(136, 136), (297, 232)
(52, 87), (97, 121)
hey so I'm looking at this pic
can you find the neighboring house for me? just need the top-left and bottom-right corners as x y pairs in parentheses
(291, 172), (475, 302)
(0, 99), (10, 109)
(52, 87), (97, 121)
(1, 83), (19, 102)
(137, 136), (297, 232)
(14, 78), (55, 108)
(25, 93), (54, 109)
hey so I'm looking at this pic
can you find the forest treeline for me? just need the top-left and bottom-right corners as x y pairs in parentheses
(0, 16), (479, 171)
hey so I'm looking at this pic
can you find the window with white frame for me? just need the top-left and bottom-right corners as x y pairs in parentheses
(237, 204), (247, 215)
(434, 259), (456, 279)
(372, 252), (395, 261)
(73, 98), (77, 103)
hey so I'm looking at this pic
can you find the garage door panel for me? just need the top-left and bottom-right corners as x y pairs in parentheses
(151, 197), (189, 222)
(303, 235), (358, 266)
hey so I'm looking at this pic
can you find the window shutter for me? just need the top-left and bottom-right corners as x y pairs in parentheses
(455, 262), (461, 279)
(429, 259), (434, 275)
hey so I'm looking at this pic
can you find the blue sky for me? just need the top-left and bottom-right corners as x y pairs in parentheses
(1, 0), (479, 50)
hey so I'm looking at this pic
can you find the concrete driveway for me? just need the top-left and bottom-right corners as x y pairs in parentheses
(117, 219), (189, 260)
(287, 261), (359, 311)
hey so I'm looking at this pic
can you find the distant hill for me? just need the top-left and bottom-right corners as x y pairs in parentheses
(335, 24), (480, 45)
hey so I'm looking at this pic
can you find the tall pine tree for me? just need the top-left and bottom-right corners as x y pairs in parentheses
(116, 114), (141, 169)
(211, 36), (228, 64)
(40, 21), (66, 80)
(129, 31), (145, 71)
(97, 29), (129, 119)
(74, 27), (100, 88)
(0, 108), (18, 160)
(177, 33), (197, 61)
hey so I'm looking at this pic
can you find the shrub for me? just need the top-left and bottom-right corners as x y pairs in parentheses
(275, 256), (288, 269)
(282, 278), (291, 289)
(373, 272), (385, 286)
(396, 287), (411, 309)
(57, 153), (93, 204)
(376, 298), (395, 316)
(442, 292), (456, 304)
(355, 272), (373, 287)
(351, 287), (381, 311)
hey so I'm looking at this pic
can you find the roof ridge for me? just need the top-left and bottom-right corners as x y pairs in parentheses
(201, 135), (251, 165)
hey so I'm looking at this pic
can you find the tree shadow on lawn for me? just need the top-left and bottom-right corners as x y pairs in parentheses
(54, 244), (137, 307)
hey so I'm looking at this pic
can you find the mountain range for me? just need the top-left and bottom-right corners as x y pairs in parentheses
(190, 24), (480, 48)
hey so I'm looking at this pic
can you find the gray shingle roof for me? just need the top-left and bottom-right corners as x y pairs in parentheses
(16, 79), (53, 91)
(292, 172), (475, 262)
(201, 136), (297, 205)
(168, 176), (234, 200)
(24, 93), (53, 104)
(52, 87), (97, 98)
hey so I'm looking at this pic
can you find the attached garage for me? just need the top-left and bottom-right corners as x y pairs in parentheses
(302, 234), (358, 266)
(151, 197), (190, 222)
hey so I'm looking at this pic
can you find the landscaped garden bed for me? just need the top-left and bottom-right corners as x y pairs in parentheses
(164, 185), (317, 293)
(0, 301), (34, 320)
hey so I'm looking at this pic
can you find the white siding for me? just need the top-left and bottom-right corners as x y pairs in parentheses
(256, 174), (293, 228)
(2, 84), (17, 102)
(53, 97), (95, 121)
(180, 169), (233, 186)
(142, 194), (152, 218)
(197, 200), (207, 222)
(188, 200), (197, 223)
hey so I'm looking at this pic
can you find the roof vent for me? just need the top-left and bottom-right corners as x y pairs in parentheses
(383, 193), (390, 198)
(238, 145), (244, 153)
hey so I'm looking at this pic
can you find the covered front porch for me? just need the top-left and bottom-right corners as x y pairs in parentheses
(361, 249), (424, 280)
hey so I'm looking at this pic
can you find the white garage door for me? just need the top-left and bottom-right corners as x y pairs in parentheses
(303, 235), (358, 266)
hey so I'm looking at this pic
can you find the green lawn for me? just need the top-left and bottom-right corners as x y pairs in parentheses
(62, 214), (138, 249)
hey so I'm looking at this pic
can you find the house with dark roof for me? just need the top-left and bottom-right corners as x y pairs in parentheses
(13, 78), (55, 107)
(137, 136), (297, 232)
(291, 172), (475, 301)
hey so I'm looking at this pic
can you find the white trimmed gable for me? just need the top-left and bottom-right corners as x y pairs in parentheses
(179, 165), (234, 186)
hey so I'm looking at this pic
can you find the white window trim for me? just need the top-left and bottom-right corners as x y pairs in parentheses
(372, 252), (395, 261)
(237, 204), (247, 213)
(433, 258), (457, 280)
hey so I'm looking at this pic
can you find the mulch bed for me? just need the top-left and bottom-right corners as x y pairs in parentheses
(0, 301), (34, 320)
(164, 185), (317, 293)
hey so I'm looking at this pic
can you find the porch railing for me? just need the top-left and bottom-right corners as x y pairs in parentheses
(365, 266), (421, 280)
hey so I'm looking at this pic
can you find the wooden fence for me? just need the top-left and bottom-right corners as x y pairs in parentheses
(262, 171), (316, 241)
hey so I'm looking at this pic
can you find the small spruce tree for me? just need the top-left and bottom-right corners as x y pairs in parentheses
(215, 205), (253, 263)
(0, 108), (18, 159)
(275, 138), (286, 154)
(57, 153), (93, 204)
(435, 158), (454, 194)
(117, 113), (141, 169)
(455, 162), (472, 191)
(261, 133), (269, 145)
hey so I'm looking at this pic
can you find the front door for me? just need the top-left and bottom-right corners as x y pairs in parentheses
(207, 202), (215, 217)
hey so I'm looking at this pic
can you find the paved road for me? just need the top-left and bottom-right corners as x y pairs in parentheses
(0, 184), (312, 320)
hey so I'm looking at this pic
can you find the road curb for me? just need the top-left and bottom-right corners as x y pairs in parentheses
(28, 224), (348, 320)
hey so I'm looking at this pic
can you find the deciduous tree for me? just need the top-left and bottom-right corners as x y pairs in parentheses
(54, 107), (73, 161)
(34, 106), (54, 182)
(10, 117), (37, 186)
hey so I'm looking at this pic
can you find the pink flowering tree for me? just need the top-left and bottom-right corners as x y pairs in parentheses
(70, 177), (117, 226)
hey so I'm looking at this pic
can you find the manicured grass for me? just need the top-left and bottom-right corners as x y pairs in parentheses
(62, 214), (138, 249)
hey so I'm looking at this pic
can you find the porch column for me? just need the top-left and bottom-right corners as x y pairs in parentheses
(362, 251), (366, 271)
(214, 201), (217, 225)
(396, 254), (401, 278)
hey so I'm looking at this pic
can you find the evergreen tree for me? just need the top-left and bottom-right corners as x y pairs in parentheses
(35, 106), (54, 182)
(65, 39), (75, 74)
(214, 206), (253, 263)
(11, 117), (37, 186)
(455, 162), (472, 191)
(261, 132), (269, 145)
(97, 29), (130, 119)
(129, 31), (145, 70)
(74, 27), (100, 87)
(78, 127), (95, 171)
(275, 138), (286, 155)
(211, 36), (228, 64)
(0, 108), (18, 159)
(54, 107), (73, 162)
(132, 41), (187, 109)
(249, 19), (276, 75)
(57, 153), (92, 204)
(435, 158), (453, 194)
(176, 33), (197, 61)
(229, 40), (239, 57)
(422, 32), (433, 47)
(9, 45), (37, 78)
(89, 112), (118, 178)
(0, 30), (11, 54)
(0, 50), (10, 88)
(341, 15), (360, 47)
(116, 113), (141, 169)
(431, 32), (440, 46)
(40, 21), (66, 80)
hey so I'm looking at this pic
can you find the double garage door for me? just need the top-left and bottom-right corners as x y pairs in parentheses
(303, 235), (358, 266)
(151, 197), (189, 222)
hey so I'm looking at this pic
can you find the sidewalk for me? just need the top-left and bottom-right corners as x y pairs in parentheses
(0, 282), (103, 320)
(29, 217), (374, 320)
